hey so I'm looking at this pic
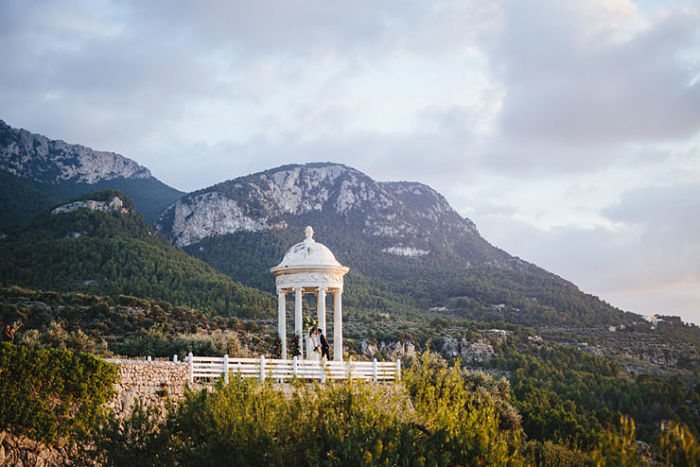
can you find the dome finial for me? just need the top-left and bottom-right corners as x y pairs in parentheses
(304, 226), (314, 241)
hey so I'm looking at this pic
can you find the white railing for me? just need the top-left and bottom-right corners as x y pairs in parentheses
(186, 353), (401, 384)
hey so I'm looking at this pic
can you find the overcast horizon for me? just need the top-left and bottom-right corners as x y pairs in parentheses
(1, 0), (698, 324)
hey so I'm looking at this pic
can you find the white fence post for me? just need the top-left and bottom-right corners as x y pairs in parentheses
(396, 358), (401, 381)
(260, 355), (266, 382)
(173, 354), (178, 363)
(147, 355), (151, 362)
(373, 358), (378, 382)
(321, 361), (326, 384)
(188, 352), (193, 384)
(346, 357), (352, 380)
(293, 356), (298, 379)
(223, 354), (229, 384)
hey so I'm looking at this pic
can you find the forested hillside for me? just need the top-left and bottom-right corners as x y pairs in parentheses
(0, 171), (60, 227)
(0, 191), (274, 317)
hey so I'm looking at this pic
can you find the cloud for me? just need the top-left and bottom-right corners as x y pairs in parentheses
(477, 180), (700, 323)
(606, 182), (700, 244)
(494, 0), (700, 144)
(0, 0), (495, 175)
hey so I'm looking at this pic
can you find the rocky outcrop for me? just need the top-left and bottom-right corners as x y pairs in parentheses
(358, 337), (496, 365)
(360, 341), (417, 360)
(51, 196), (130, 216)
(0, 120), (151, 185)
(161, 191), (273, 247)
(441, 338), (495, 365)
(480, 329), (512, 344)
(381, 246), (430, 257)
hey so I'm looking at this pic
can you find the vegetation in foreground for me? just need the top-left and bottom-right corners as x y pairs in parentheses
(2, 285), (698, 463)
(0, 193), (275, 318)
(0, 342), (117, 444)
(87, 351), (698, 466)
(89, 351), (525, 466)
(0, 342), (696, 465)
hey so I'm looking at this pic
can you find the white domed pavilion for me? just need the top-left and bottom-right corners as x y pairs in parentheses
(270, 226), (349, 360)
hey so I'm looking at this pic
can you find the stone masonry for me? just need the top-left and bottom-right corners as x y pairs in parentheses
(0, 430), (76, 467)
(105, 359), (191, 418)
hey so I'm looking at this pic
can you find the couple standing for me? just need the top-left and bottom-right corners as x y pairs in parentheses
(308, 327), (329, 360)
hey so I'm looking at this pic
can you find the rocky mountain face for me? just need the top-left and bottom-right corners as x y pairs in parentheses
(0, 119), (184, 224)
(158, 163), (506, 265)
(0, 119), (150, 184)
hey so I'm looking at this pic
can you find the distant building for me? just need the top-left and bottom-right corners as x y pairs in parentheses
(645, 315), (664, 326)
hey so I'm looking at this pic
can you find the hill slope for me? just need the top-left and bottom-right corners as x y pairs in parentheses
(0, 190), (273, 317)
(0, 119), (184, 224)
(157, 163), (638, 326)
(0, 171), (60, 226)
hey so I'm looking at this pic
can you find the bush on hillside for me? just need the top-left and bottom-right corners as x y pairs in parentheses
(0, 343), (118, 444)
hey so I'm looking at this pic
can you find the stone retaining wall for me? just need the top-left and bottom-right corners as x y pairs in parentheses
(104, 359), (191, 417)
(0, 431), (77, 467)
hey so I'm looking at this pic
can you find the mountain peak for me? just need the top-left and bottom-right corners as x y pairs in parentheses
(158, 162), (478, 250)
(0, 119), (151, 184)
(0, 119), (184, 225)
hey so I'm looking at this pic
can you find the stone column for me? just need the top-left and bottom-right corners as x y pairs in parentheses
(278, 291), (287, 359)
(333, 290), (343, 361)
(317, 287), (327, 336)
(295, 287), (303, 359)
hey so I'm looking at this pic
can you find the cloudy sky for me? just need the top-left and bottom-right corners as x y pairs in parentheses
(2, 0), (699, 323)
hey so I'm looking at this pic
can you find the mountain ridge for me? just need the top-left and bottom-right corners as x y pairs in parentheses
(0, 118), (648, 326)
(0, 119), (184, 224)
(0, 119), (150, 184)
(159, 163), (494, 259)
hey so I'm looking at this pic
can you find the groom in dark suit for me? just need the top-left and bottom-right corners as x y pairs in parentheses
(318, 329), (330, 360)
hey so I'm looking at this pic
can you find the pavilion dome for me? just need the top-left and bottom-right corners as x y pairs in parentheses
(271, 226), (344, 271)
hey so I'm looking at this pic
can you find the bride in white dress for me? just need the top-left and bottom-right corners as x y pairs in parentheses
(307, 328), (321, 361)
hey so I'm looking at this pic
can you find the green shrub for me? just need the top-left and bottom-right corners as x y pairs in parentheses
(524, 440), (585, 466)
(0, 343), (118, 444)
(402, 350), (523, 465)
(658, 420), (699, 466)
(13, 321), (109, 355)
(114, 330), (247, 359)
(88, 400), (166, 467)
(588, 416), (648, 466)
